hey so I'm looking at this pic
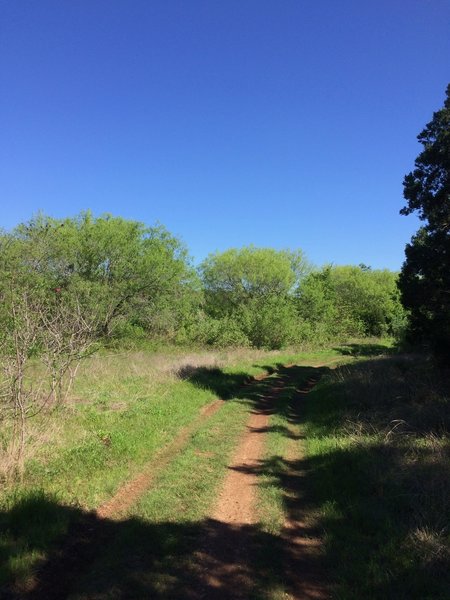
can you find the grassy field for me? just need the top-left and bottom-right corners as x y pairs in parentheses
(0, 344), (342, 592)
(302, 349), (450, 599)
(1, 339), (448, 599)
(64, 358), (339, 599)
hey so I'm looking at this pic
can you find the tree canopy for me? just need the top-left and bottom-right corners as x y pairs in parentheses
(401, 84), (450, 231)
(0, 212), (197, 341)
(0, 213), (406, 351)
(296, 265), (405, 341)
(199, 247), (309, 348)
(399, 84), (450, 357)
(200, 247), (308, 313)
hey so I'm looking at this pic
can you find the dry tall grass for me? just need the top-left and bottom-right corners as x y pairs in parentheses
(0, 346), (301, 482)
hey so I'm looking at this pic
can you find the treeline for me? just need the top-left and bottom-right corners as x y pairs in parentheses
(0, 212), (405, 352)
(399, 83), (450, 359)
(0, 212), (405, 478)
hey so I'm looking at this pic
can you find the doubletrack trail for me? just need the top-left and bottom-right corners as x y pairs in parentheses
(18, 361), (336, 600)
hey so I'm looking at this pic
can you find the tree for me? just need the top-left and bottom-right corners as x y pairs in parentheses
(11, 212), (196, 339)
(200, 247), (309, 348)
(0, 228), (102, 480)
(0, 212), (196, 478)
(296, 265), (405, 341)
(401, 84), (450, 230)
(399, 84), (450, 357)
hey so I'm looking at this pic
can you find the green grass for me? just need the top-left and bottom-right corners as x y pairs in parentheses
(23, 379), (218, 507)
(250, 362), (345, 599)
(7, 339), (434, 598)
(0, 345), (342, 591)
(68, 361), (338, 600)
(69, 398), (251, 597)
(302, 352), (450, 599)
(133, 399), (250, 522)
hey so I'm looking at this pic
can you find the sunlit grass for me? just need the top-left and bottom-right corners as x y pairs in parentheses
(0, 345), (343, 590)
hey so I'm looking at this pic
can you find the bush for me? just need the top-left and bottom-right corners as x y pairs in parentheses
(183, 315), (250, 348)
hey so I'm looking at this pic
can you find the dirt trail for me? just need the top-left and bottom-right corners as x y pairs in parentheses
(193, 378), (284, 600)
(97, 367), (286, 520)
(194, 369), (330, 600)
(17, 367), (284, 599)
(97, 398), (225, 519)
(16, 362), (337, 600)
(97, 362), (336, 522)
(211, 402), (273, 525)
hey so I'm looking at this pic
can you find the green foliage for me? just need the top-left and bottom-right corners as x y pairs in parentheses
(399, 84), (450, 358)
(234, 296), (299, 349)
(200, 247), (308, 313)
(296, 265), (405, 341)
(0, 212), (407, 355)
(184, 314), (251, 348)
(1, 212), (197, 341)
(401, 84), (450, 230)
(200, 247), (309, 348)
(400, 227), (450, 355)
(0, 213), (200, 477)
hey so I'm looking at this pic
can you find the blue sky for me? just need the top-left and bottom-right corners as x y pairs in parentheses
(1, 1), (449, 270)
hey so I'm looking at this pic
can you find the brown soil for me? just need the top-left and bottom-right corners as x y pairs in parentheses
(193, 377), (287, 600)
(211, 409), (270, 525)
(192, 370), (330, 600)
(97, 398), (224, 519)
(97, 365), (293, 520)
(15, 368), (280, 599)
(13, 363), (336, 600)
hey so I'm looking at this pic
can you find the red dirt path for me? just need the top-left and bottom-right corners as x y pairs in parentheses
(14, 363), (335, 600)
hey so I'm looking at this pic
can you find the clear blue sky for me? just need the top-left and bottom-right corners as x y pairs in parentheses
(1, 1), (449, 270)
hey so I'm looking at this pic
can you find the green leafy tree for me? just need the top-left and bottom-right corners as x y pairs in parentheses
(200, 246), (309, 348)
(295, 267), (338, 340)
(399, 84), (450, 356)
(297, 265), (405, 341)
(10, 212), (196, 339)
(0, 212), (197, 477)
(331, 266), (404, 337)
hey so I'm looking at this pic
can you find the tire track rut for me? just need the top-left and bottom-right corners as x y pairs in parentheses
(16, 361), (338, 599)
(18, 367), (281, 599)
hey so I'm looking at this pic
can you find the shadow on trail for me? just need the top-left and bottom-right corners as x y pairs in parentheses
(2, 363), (328, 600)
(247, 423), (303, 440)
(4, 356), (448, 599)
(334, 341), (396, 357)
(178, 360), (326, 416)
(2, 490), (322, 600)
(175, 365), (251, 400)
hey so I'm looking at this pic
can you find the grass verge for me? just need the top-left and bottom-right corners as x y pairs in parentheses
(0, 345), (342, 591)
(303, 353), (450, 599)
(68, 361), (337, 600)
(69, 399), (251, 598)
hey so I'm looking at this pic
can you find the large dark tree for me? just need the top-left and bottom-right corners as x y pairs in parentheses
(399, 84), (450, 357)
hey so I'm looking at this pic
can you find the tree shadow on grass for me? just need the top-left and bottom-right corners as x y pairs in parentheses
(237, 446), (450, 600)
(1, 493), (324, 600)
(2, 363), (328, 600)
(298, 357), (450, 600)
(221, 356), (450, 599)
(4, 358), (448, 599)
(175, 365), (252, 400)
(5, 439), (448, 598)
(334, 342), (396, 357)
(177, 361), (326, 416)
